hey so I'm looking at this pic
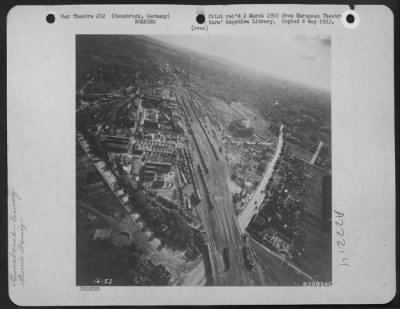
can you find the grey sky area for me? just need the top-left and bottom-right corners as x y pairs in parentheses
(152, 34), (331, 91)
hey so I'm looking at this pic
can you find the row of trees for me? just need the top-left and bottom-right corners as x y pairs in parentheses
(131, 190), (195, 252)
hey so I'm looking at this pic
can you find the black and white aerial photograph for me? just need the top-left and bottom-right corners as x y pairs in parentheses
(75, 34), (332, 287)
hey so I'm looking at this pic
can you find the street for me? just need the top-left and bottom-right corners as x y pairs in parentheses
(238, 125), (284, 230)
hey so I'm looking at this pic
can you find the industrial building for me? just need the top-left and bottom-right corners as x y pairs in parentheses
(145, 161), (172, 174)
(104, 135), (130, 152)
(143, 108), (159, 130)
(142, 161), (172, 183)
(132, 140), (177, 160)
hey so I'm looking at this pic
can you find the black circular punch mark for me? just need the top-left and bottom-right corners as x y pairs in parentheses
(196, 14), (205, 24)
(346, 13), (355, 24)
(46, 13), (55, 24)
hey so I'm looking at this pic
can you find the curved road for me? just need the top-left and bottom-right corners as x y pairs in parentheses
(238, 125), (284, 230)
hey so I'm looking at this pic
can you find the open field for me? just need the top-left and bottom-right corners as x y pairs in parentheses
(287, 141), (314, 162)
(208, 96), (272, 138)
